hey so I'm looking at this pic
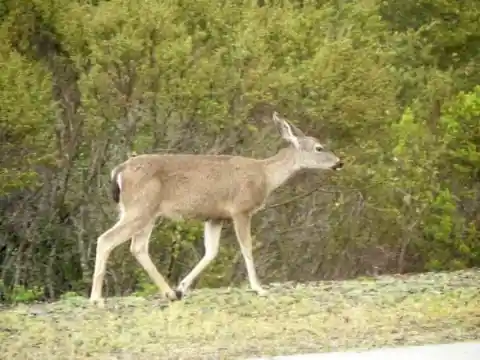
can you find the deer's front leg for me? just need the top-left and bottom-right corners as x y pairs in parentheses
(175, 220), (223, 298)
(232, 213), (267, 296)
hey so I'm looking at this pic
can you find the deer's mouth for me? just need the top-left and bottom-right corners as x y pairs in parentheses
(331, 160), (344, 171)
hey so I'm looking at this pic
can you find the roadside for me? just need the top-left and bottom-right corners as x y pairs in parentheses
(1, 269), (479, 359)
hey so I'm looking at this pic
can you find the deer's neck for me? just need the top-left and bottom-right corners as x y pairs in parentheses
(263, 147), (301, 193)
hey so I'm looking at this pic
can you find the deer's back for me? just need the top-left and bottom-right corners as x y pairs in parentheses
(118, 154), (269, 220)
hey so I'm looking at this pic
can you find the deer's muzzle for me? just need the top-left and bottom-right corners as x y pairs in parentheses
(331, 160), (344, 171)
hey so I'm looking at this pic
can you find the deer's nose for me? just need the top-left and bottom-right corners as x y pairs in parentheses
(332, 160), (344, 171)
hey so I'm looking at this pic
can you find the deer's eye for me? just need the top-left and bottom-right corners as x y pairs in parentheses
(315, 145), (324, 152)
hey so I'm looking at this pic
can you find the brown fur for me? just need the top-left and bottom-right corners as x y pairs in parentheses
(89, 112), (343, 306)
(115, 153), (274, 221)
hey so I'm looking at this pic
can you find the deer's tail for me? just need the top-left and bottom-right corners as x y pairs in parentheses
(110, 165), (124, 204)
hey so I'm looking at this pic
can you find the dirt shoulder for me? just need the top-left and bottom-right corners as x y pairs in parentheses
(1, 269), (479, 359)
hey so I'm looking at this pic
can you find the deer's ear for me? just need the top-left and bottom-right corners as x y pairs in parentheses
(288, 120), (306, 137)
(272, 112), (300, 148)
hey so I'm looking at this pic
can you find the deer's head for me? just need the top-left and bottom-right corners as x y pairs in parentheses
(273, 112), (343, 171)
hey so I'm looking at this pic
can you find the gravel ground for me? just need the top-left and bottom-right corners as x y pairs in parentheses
(1, 269), (479, 359)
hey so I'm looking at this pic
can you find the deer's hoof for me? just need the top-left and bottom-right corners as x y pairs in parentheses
(174, 289), (184, 300)
(89, 297), (105, 308)
(165, 289), (183, 301)
(255, 288), (268, 297)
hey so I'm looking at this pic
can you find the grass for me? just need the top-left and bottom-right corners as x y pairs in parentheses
(1, 269), (479, 359)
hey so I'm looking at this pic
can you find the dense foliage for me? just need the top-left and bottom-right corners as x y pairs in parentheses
(1, 0), (479, 302)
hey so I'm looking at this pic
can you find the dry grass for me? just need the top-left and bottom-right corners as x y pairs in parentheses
(1, 269), (479, 359)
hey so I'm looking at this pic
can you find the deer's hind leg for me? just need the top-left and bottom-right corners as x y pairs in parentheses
(90, 199), (169, 306)
(90, 214), (142, 307)
(130, 222), (179, 301)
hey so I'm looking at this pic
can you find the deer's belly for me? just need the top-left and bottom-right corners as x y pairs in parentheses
(158, 197), (232, 222)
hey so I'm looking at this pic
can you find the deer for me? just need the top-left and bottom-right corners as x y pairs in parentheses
(89, 111), (343, 306)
